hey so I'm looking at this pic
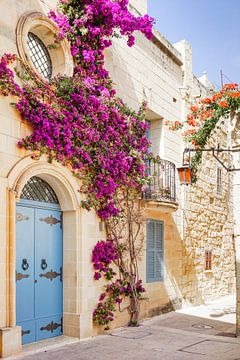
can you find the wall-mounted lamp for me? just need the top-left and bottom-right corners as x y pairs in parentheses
(177, 146), (240, 186)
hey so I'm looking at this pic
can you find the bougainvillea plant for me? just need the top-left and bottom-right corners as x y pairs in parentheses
(92, 239), (119, 281)
(165, 83), (240, 177)
(93, 189), (147, 328)
(0, 1), (154, 327)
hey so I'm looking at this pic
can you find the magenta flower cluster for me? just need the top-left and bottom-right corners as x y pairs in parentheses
(92, 240), (119, 280)
(0, 1), (153, 326)
(50, 0), (154, 68)
(106, 279), (146, 300)
(93, 301), (115, 327)
(93, 278), (146, 326)
(0, 54), (21, 96)
(0, 0), (153, 219)
(15, 80), (150, 218)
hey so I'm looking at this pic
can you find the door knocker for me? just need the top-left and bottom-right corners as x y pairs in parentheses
(41, 259), (47, 270)
(22, 259), (29, 271)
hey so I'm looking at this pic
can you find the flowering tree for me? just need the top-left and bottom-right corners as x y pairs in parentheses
(93, 189), (146, 328)
(0, 0), (154, 326)
(165, 83), (240, 176)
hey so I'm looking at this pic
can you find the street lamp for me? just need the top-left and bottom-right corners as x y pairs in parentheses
(177, 146), (240, 185)
(177, 148), (192, 185)
(177, 165), (192, 186)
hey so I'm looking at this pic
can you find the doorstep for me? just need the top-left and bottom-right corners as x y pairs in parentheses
(7, 336), (80, 360)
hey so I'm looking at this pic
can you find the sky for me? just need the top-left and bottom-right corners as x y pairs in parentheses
(148, 0), (240, 89)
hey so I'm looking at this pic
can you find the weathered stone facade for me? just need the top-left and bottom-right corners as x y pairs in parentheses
(233, 168), (240, 335)
(182, 134), (235, 305)
(174, 40), (235, 307)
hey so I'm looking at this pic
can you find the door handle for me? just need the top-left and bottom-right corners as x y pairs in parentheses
(41, 259), (47, 270)
(22, 259), (29, 271)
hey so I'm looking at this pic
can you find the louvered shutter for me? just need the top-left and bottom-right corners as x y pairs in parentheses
(146, 220), (164, 282)
(146, 220), (155, 281)
(155, 221), (164, 280)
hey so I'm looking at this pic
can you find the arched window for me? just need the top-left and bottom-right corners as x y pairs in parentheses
(27, 32), (52, 80)
(20, 177), (59, 204)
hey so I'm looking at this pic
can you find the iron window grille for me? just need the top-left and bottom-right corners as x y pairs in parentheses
(20, 176), (59, 204)
(217, 167), (222, 194)
(205, 251), (212, 271)
(27, 32), (52, 81)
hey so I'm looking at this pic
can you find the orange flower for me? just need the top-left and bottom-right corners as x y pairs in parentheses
(219, 100), (229, 108)
(229, 91), (240, 98)
(164, 120), (182, 131)
(164, 120), (171, 125)
(171, 120), (182, 130)
(201, 98), (212, 105)
(212, 93), (223, 101)
(190, 105), (198, 112)
(200, 109), (213, 121)
(187, 116), (197, 126)
(223, 83), (238, 91)
(182, 129), (196, 136)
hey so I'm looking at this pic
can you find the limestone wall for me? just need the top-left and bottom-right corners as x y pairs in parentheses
(130, 0), (148, 14)
(105, 22), (186, 320)
(0, 0), (236, 348)
(0, 0), (185, 338)
(181, 129), (235, 305)
(174, 40), (235, 305)
(233, 169), (240, 334)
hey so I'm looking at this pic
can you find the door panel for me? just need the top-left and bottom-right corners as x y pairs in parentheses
(19, 320), (36, 345)
(35, 209), (63, 319)
(16, 206), (35, 324)
(36, 314), (62, 341)
(16, 203), (63, 345)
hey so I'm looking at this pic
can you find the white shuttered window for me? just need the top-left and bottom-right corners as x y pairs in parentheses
(146, 220), (164, 282)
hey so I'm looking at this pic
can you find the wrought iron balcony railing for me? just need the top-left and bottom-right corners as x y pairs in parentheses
(143, 158), (177, 203)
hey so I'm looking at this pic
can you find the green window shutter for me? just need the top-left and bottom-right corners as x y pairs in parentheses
(146, 220), (164, 283)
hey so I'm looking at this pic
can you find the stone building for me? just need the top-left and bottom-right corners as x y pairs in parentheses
(0, 0), (236, 357)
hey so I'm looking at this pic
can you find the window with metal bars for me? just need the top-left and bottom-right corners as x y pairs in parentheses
(205, 251), (212, 271)
(217, 167), (222, 194)
(20, 177), (59, 204)
(27, 32), (52, 81)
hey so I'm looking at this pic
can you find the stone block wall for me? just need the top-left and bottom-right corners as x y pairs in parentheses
(130, 0), (147, 14)
(0, 1), (237, 351)
(182, 129), (235, 304)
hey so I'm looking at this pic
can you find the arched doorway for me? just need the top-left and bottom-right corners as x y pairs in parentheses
(16, 176), (63, 344)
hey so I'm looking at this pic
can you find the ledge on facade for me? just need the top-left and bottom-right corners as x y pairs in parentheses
(152, 29), (183, 67)
(141, 199), (179, 213)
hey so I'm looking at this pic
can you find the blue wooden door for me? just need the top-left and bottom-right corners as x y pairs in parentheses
(16, 200), (63, 345)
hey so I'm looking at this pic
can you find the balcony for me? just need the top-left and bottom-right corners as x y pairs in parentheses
(143, 158), (178, 211)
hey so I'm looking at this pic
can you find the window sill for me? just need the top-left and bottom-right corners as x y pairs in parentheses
(204, 270), (213, 274)
(146, 279), (164, 284)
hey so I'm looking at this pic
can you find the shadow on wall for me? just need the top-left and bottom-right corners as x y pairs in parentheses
(140, 211), (204, 321)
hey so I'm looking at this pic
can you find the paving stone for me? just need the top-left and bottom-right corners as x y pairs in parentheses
(12, 296), (240, 360)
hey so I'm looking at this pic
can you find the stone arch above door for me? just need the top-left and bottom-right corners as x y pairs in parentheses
(7, 154), (81, 211)
(7, 154), (82, 342)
